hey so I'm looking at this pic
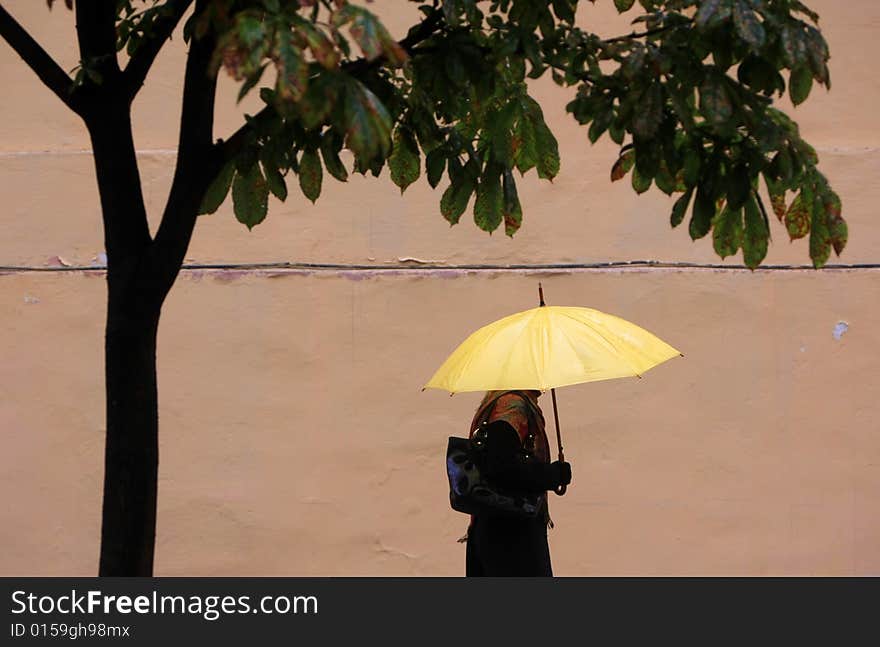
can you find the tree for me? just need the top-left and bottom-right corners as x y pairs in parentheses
(0, 0), (844, 575)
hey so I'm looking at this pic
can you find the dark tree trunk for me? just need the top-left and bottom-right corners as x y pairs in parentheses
(86, 102), (164, 576)
(2, 0), (219, 577)
(85, 5), (218, 575)
(100, 305), (161, 575)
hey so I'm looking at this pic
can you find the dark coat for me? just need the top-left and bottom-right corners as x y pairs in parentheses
(465, 417), (565, 577)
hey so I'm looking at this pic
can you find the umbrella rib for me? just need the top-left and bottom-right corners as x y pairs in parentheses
(449, 327), (494, 390)
(558, 309), (645, 378)
(580, 309), (680, 367)
(496, 308), (542, 389)
(451, 309), (533, 391)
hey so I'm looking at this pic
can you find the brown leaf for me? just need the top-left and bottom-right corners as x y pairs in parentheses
(785, 189), (811, 240)
(611, 149), (635, 182)
(770, 193), (787, 221)
(823, 191), (847, 255)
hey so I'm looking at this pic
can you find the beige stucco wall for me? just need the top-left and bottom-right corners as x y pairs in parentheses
(1, 1), (878, 575)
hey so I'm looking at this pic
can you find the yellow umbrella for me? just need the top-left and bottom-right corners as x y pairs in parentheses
(424, 284), (682, 494)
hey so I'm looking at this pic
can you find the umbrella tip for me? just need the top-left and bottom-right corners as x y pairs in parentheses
(679, 353), (685, 358)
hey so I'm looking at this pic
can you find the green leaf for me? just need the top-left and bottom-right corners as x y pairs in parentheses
(389, 128), (420, 193)
(489, 102), (520, 166)
(784, 188), (812, 240)
(334, 5), (381, 60)
(623, 47), (646, 80)
(552, 0), (576, 23)
(789, 65), (813, 106)
(320, 131), (349, 183)
(502, 170), (523, 237)
(632, 167), (652, 194)
(442, 0), (461, 27)
(263, 162), (287, 201)
(276, 34), (308, 102)
(743, 194), (769, 268)
(690, 186), (716, 240)
(699, 77), (733, 125)
(234, 146), (259, 175)
(713, 204), (743, 259)
(792, 1), (820, 23)
(609, 122), (625, 145)
(298, 148), (323, 203)
(513, 114), (538, 174)
(712, 40), (734, 72)
(634, 142), (660, 181)
(805, 26), (831, 86)
(655, 164), (677, 196)
(695, 0), (723, 29)
(298, 73), (339, 130)
(237, 64), (267, 104)
(232, 163), (269, 230)
(296, 20), (341, 70)
(733, 1), (765, 50)
(344, 80), (392, 163)
(671, 188), (694, 228)
(474, 166), (504, 233)
(333, 5), (406, 65)
(198, 162), (235, 215)
(632, 84), (664, 140)
(440, 176), (475, 225)
(769, 148), (794, 185)
(588, 114), (610, 144)
(426, 149), (446, 189)
(738, 55), (777, 94)
(682, 149), (701, 188)
(726, 165), (751, 210)
(809, 192), (831, 268)
(523, 98), (559, 180)
(237, 14), (265, 48)
(613, 0), (636, 11)
(534, 120), (560, 181)
(780, 24), (804, 67)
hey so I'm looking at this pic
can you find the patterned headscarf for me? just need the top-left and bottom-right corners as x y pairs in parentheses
(469, 390), (550, 464)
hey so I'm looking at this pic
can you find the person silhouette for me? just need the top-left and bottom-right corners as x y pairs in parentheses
(464, 389), (572, 577)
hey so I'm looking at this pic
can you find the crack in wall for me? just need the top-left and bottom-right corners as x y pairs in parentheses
(2, 260), (880, 276)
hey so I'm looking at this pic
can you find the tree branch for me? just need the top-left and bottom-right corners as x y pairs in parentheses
(0, 3), (78, 113)
(602, 19), (693, 46)
(75, 0), (119, 78)
(150, 1), (218, 301)
(122, 0), (194, 99)
(343, 7), (444, 77)
(215, 7), (446, 166)
(214, 103), (277, 167)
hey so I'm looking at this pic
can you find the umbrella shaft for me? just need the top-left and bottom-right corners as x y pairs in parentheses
(550, 388), (563, 461)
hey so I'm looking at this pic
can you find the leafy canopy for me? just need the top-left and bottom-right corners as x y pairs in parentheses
(54, 0), (845, 268)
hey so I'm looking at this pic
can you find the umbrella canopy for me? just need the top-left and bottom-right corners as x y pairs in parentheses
(424, 305), (682, 394)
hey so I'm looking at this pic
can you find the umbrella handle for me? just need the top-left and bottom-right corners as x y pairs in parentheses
(550, 388), (567, 496)
(554, 448), (567, 496)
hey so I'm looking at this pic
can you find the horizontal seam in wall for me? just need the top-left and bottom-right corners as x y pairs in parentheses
(2, 261), (879, 274)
